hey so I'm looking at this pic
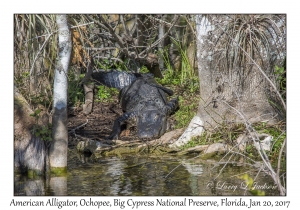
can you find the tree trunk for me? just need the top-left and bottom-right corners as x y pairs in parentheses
(14, 88), (47, 175)
(172, 15), (282, 147)
(49, 15), (72, 173)
(158, 15), (165, 70)
(195, 15), (281, 129)
(82, 83), (94, 115)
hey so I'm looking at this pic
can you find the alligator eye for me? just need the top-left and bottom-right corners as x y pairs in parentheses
(153, 114), (158, 121)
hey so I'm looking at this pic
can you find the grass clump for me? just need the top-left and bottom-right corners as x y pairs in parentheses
(156, 48), (200, 130)
(157, 69), (200, 130)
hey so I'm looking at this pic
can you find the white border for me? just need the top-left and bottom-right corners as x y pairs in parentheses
(2, 0), (299, 209)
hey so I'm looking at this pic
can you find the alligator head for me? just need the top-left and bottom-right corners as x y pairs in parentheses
(136, 109), (167, 139)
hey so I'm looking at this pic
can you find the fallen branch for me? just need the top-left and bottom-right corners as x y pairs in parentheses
(69, 120), (89, 134)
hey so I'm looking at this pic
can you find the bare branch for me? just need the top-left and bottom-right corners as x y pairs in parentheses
(68, 120), (89, 134)
(97, 15), (129, 56)
(138, 15), (180, 56)
(221, 99), (286, 195)
(276, 137), (286, 195)
(146, 15), (187, 28)
(29, 34), (53, 76)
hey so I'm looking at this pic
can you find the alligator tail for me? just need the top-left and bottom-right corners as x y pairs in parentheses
(92, 70), (138, 90)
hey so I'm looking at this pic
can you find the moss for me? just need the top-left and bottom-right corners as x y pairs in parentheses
(50, 167), (68, 176)
(103, 146), (141, 157)
(27, 169), (44, 178)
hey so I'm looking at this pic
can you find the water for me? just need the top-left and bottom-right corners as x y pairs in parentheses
(14, 149), (280, 196)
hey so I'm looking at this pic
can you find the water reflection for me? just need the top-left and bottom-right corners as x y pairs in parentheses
(14, 150), (280, 196)
(14, 175), (45, 196)
(49, 177), (67, 196)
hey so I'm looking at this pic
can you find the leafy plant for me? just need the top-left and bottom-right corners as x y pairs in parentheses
(158, 46), (174, 73)
(174, 96), (198, 129)
(246, 144), (254, 157)
(30, 108), (52, 141)
(31, 124), (52, 141)
(157, 43), (199, 93)
(274, 64), (286, 100)
(253, 122), (286, 169)
(179, 135), (207, 150)
(96, 85), (118, 102)
(30, 108), (42, 120)
(157, 69), (180, 86)
(139, 66), (150, 73)
(170, 37), (196, 84)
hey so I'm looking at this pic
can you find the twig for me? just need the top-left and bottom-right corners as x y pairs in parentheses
(164, 163), (183, 179)
(221, 99), (286, 195)
(139, 15), (180, 57)
(29, 33), (53, 76)
(68, 119), (89, 134)
(83, 47), (117, 51)
(97, 15), (129, 56)
(213, 152), (234, 180)
(165, 152), (202, 179)
(70, 22), (94, 29)
(146, 15), (186, 28)
(276, 137), (286, 195)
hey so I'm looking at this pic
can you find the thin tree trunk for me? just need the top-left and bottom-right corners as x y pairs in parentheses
(158, 15), (165, 70)
(49, 15), (72, 173)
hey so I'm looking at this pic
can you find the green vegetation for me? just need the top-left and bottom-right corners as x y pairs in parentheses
(27, 169), (44, 178)
(96, 58), (129, 71)
(174, 96), (198, 129)
(274, 63), (286, 101)
(179, 136), (207, 150)
(253, 122), (286, 169)
(50, 167), (68, 176)
(156, 43), (200, 130)
(179, 123), (246, 150)
(68, 71), (85, 107)
(96, 85), (119, 102)
(31, 124), (52, 142)
(177, 120), (286, 171)
(30, 108), (52, 141)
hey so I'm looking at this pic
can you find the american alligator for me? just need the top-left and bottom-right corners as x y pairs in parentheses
(92, 70), (179, 140)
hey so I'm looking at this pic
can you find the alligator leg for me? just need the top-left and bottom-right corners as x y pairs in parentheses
(108, 111), (137, 140)
(148, 83), (174, 96)
(164, 96), (179, 115)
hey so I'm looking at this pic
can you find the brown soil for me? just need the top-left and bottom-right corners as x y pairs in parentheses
(67, 95), (139, 147)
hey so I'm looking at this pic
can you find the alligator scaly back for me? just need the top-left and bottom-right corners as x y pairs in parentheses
(91, 70), (179, 140)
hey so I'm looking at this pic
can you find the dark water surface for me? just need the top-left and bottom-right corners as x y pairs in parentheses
(14, 149), (279, 196)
